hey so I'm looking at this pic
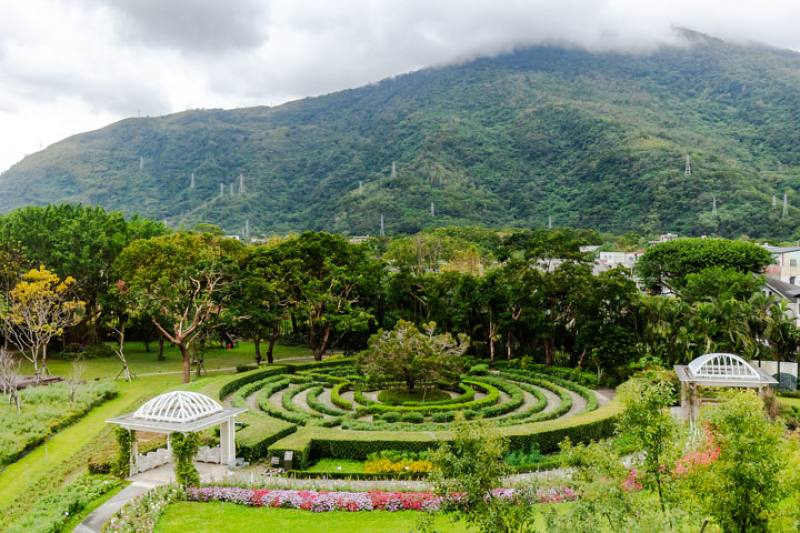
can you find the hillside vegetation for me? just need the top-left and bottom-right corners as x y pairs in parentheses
(2, 30), (800, 238)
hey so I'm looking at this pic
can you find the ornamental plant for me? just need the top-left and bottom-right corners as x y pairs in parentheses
(112, 427), (132, 478)
(170, 432), (200, 487)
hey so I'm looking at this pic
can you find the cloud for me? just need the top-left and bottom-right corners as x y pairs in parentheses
(88, 0), (270, 53)
(1, 0), (800, 173)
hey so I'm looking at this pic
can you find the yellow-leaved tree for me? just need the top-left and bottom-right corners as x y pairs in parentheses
(0, 266), (84, 380)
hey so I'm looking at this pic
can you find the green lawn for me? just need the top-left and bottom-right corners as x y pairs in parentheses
(21, 341), (312, 380)
(779, 396), (800, 408)
(156, 503), (473, 532)
(305, 458), (366, 474)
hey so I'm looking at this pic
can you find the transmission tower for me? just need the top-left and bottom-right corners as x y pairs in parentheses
(548, 215), (553, 229)
(390, 161), (397, 179)
(712, 194), (718, 216)
(219, 183), (224, 195)
(229, 183), (234, 195)
(430, 201), (435, 217)
(244, 219), (250, 240)
(772, 194), (777, 208)
(239, 173), (245, 194)
(358, 181), (363, 195)
(783, 190), (789, 217)
(190, 173), (195, 189)
(685, 155), (692, 176)
(139, 156), (144, 171)
(380, 214), (385, 237)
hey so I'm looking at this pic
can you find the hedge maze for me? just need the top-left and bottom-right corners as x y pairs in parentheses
(208, 359), (621, 468)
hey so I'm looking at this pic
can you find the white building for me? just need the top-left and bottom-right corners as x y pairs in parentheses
(763, 244), (800, 285)
(594, 251), (644, 274)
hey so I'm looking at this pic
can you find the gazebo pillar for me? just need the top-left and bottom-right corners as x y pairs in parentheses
(129, 430), (138, 476)
(220, 418), (236, 465)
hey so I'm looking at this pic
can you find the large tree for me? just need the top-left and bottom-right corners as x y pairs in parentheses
(113, 232), (242, 383)
(273, 232), (376, 360)
(636, 238), (772, 295)
(0, 266), (84, 379)
(0, 204), (165, 342)
(358, 320), (467, 392)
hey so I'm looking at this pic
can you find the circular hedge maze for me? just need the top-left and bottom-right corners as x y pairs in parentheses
(217, 360), (620, 467)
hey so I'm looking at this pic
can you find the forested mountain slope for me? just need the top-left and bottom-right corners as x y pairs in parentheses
(2, 30), (800, 238)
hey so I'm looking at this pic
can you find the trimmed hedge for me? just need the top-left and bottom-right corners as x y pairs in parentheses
(218, 365), (289, 399)
(330, 382), (353, 410)
(306, 386), (346, 416)
(364, 380), (500, 414)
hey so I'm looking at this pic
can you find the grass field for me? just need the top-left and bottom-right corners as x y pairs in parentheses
(21, 341), (313, 380)
(305, 458), (366, 474)
(156, 503), (473, 532)
(779, 396), (800, 408)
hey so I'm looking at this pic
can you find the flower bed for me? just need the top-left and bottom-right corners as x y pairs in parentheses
(185, 485), (577, 512)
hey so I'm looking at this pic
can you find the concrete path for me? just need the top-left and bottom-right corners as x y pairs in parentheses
(73, 480), (160, 533)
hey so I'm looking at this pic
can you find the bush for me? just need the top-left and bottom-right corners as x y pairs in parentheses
(236, 364), (258, 373)
(112, 427), (132, 478)
(101, 485), (183, 532)
(469, 363), (489, 375)
(218, 365), (289, 399)
(330, 382), (353, 410)
(380, 412), (401, 423)
(306, 386), (345, 416)
(8, 474), (121, 533)
(432, 412), (456, 423)
(400, 412), (425, 424)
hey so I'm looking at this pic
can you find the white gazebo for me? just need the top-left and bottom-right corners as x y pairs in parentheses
(107, 391), (245, 475)
(674, 353), (778, 420)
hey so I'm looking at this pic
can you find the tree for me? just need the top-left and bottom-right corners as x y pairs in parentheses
(358, 320), (467, 392)
(113, 233), (241, 383)
(695, 391), (785, 533)
(636, 238), (772, 295)
(227, 245), (289, 365)
(0, 205), (166, 342)
(0, 348), (21, 413)
(0, 266), (84, 380)
(616, 376), (680, 517)
(273, 232), (376, 359)
(425, 417), (528, 533)
(681, 266), (765, 303)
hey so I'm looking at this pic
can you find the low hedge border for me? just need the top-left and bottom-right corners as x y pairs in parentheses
(285, 470), (429, 481)
(268, 398), (622, 467)
(364, 380), (499, 414)
(330, 382), (353, 410)
(306, 386), (346, 416)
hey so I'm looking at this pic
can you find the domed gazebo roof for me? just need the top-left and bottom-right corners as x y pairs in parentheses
(675, 352), (777, 388)
(133, 391), (223, 423)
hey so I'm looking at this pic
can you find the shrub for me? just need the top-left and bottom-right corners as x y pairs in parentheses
(400, 412), (425, 424)
(236, 364), (258, 373)
(8, 474), (121, 533)
(380, 412), (402, 423)
(432, 411), (456, 423)
(306, 386), (345, 416)
(218, 365), (289, 399)
(112, 427), (132, 478)
(330, 382), (353, 410)
(171, 432), (200, 487)
(102, 485), (183, 532)
(469, 363), (489, 375)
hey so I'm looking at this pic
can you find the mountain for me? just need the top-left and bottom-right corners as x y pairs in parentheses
(3, 29), (800, 238)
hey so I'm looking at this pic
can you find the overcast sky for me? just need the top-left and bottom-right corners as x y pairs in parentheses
(1, 0), (799, 174)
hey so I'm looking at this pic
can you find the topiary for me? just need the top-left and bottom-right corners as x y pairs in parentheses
(170, 432), (200, 487)
(112, 427), (132, 478)
(381, 412), (401, 423)
(400, 412), (425, 424)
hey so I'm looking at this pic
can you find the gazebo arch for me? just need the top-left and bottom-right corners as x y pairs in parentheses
(107, 391), (245, 476)
(674, 353), (777, 420)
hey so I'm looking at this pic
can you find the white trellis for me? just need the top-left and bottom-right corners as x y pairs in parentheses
(107, 391), (245, 476)
(675, 353), (777, 420)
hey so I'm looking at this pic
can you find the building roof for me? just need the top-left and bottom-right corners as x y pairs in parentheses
(763, 244), (800, 254)
(108, 391), (245, 433)
(765, 277), (800, 302)
(675, 352), (777, 387)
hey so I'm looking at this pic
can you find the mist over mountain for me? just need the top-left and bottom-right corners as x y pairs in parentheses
(2, 29), (800, 238)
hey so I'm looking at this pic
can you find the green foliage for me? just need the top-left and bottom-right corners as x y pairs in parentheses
(10, 39), (800, 241)
(682, 266), (765, 302)
(7, 474), (121, 533)
(399, 412), (425, 424)
(695, 391), (786, 533)
(376, 388), (450, 405)
(0, 381), (117, 466)
(112, 427), (132, 478)
(637, 238), (772, 294)
(170, 433), (200, 487)
(101, 484), (183, 533)
(358, 320), (468, 392)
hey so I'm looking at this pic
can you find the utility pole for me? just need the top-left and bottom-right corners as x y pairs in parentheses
(548, 215), (553, 229)
(239, 173), (245, 194)
(244, 219), (250, 240)
(712, 194), (718, 216)
(685, 155), (692, 176)
(190, 173), (195, 189)
(139, 156), (144, 171)
(430, 201), (435, 217)
(380, 214), (385, 237)
(391, 161), (397, 179)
